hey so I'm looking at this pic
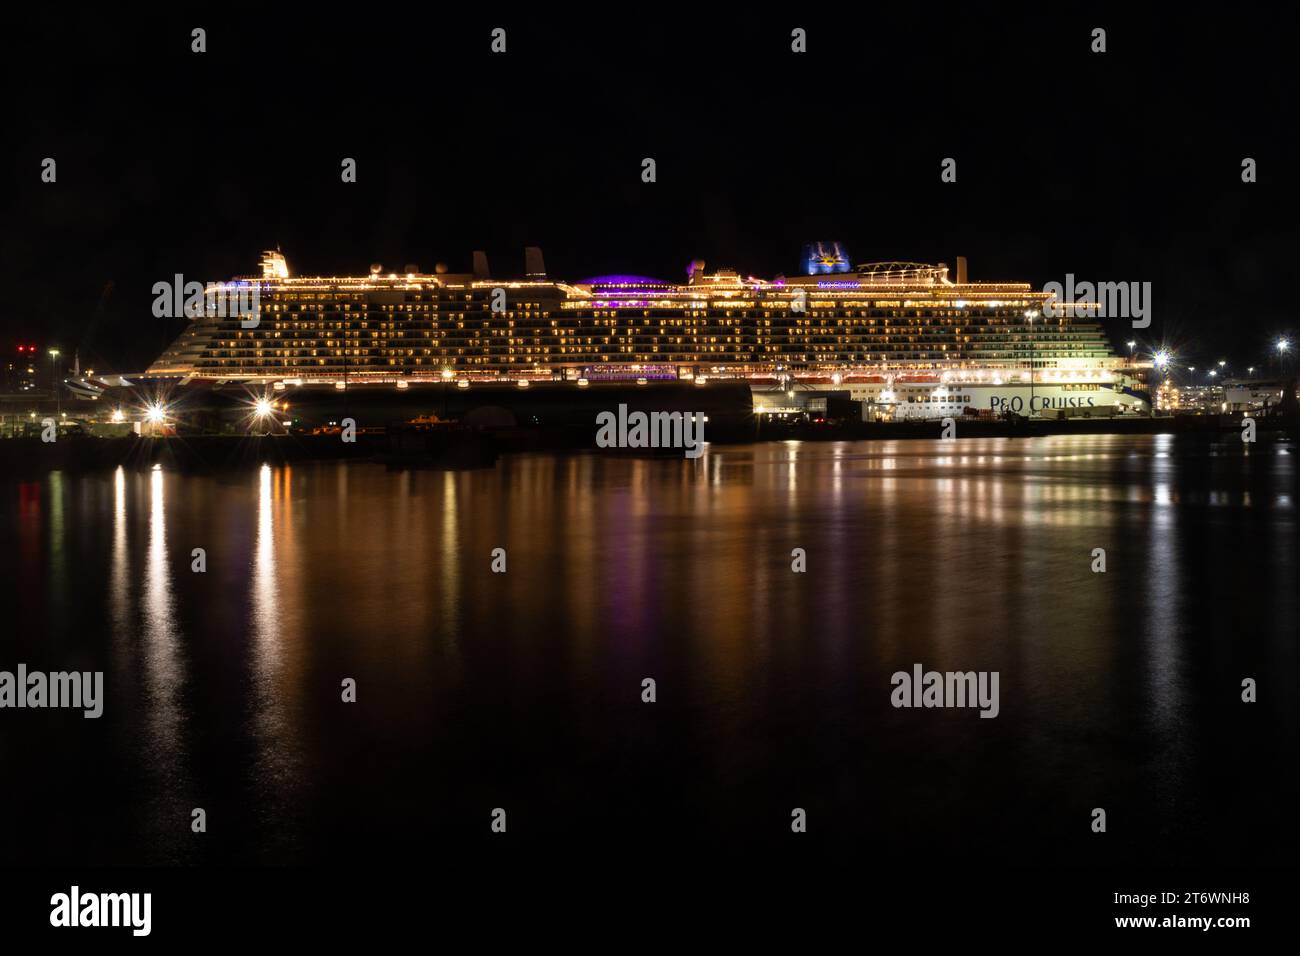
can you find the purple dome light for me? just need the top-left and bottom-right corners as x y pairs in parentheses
(580, 275), (671, 288)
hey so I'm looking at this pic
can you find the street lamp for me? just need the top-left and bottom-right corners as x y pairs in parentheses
(48, 349), (60, 418)
(253, 397), (274, 435)
(1153, 349), (1171, 378)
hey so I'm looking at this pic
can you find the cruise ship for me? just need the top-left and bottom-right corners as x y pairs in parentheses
(144, 246), (1150, 420)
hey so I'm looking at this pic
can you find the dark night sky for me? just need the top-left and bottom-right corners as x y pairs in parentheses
(4, 6), (1296, 374)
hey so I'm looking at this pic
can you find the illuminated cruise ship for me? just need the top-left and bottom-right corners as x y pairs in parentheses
(145, 246), (1150, 419)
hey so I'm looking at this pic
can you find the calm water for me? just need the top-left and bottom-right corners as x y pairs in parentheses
(2, 435), (1297, 866)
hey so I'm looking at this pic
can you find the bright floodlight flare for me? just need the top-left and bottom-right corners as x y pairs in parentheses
(145, 403), (166, 424)
(254, 397), (273, 417)
(1279, 337), (1292, 354)
(1153, 349), (1170, 369)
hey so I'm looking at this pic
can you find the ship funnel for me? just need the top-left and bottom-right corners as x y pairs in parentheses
(956, 256), (968, 284)
(472, 250), (490, 279)
(261, 250), (290, 279)
(524, 246), (546, 278)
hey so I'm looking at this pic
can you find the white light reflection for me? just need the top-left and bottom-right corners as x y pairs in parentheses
(1143, 433), (1186, 797)
(249, 464), (304, 848)
(109, 466), (133, 671)
(142, 464), (191, 859)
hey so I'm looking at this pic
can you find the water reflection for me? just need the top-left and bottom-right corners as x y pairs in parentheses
(251, 465), (281, 651)
(141, 465), (190, 860)
(47, 472), (67, 633)
(9, 434), (1295, 864)
(248, 464), (305, 854)
(1138, 434), (1191, 829)
(109, 466), (133, 678)
(439, 470), (462, 663)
